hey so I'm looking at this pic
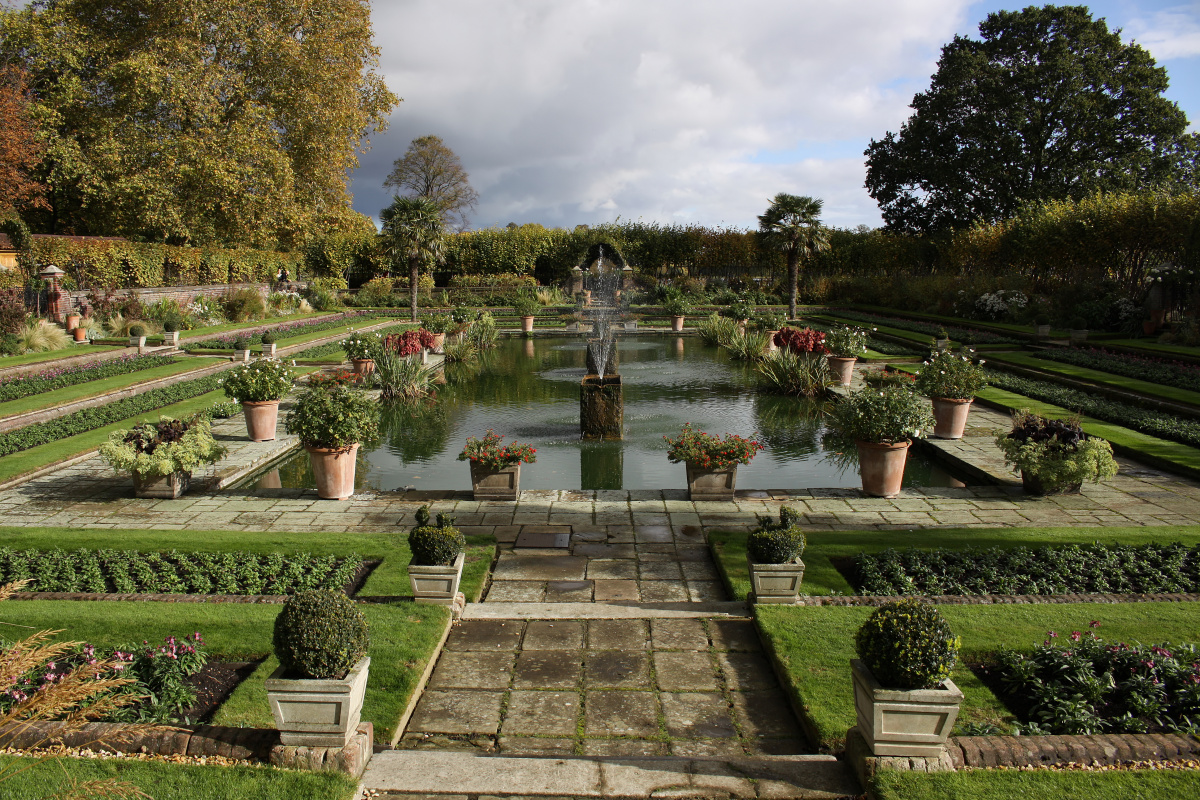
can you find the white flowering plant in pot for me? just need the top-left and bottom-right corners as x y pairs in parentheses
(220, 359), (296, 402)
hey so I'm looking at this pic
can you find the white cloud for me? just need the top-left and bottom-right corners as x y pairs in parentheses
(352, 0), (976, 230)
(1124, 5), (1200, 61)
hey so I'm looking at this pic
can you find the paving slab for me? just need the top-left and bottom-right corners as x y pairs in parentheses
(512, 651), (582, 689)
(652, 618), (710, 651)
(501, 690), (580, 736)
(523, 620), (585, 650)
(464, 602), (751, 620)
(584, 690), (660, 736)
(427, 651), (515, 690)
(660, 691), (739, 738)
(654, 651), (720, 691)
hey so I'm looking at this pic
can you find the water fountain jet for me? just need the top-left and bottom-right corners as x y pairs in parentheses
(579, 244), (624, 439)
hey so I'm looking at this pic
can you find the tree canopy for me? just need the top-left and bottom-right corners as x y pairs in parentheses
(0, 66), (46, 216)
(0, 0), (397, 249)
(380, 196), (445, 320)
(864, 4), (1195, 233)
(384, 135), (479, 231)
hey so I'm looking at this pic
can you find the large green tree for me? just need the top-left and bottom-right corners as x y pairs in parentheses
(864, 5), (1195, 232)
(380, 197), (444, 321)
(758, 194), (829, 319)
(384, 135), (479, 231)
(0, 0), (396, 249)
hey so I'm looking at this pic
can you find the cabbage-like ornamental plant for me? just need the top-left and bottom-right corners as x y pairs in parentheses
(995, 410), (1118, 493)
(99, 417), (226, 479)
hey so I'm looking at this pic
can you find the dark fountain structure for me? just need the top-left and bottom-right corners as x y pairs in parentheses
(577, 244), (630, 440)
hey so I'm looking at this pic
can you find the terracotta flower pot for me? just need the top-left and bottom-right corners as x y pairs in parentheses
(73, 327), (88, 342)
(242, 399), (281, 442)
(351, 358), (375, 376)
(671, 315), (685, 332)
(305, 443), (360, 500)
(65, 313), (81, 330)
(431, 332), (446, 353)
(930, 397), (972, 439)
(521, 316), (535, 333)
(828, 356), (857, 387)
(855, 440), (910, 498)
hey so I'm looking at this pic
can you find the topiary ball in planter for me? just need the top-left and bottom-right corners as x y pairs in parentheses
(273, 589), (368, 680)
(129, 324), (146, 337)
(854, 598), (959, 690)
(262, 331), (277, 345)
(233, 337), (250, 350)
(163, 320), (178, 333)
(408, 525), (465, 566)
(747, 527), (806, 564)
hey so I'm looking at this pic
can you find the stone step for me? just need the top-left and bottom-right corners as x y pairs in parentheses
(465, 601), (752, 620)
(361, 751), (859, 798)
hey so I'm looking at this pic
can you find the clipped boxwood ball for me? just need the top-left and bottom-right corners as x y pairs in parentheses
(273, 589), (368, 680)
(747, 527), (806, 564)
(128, 324), (146, 337)
(779, 506), (802, 528)
(855, 598), (959, 690)
(409, 525), (464, 566)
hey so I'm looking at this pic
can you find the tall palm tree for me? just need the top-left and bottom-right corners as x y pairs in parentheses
(758, 194), (830, 320)
(380, 197), (445, 321)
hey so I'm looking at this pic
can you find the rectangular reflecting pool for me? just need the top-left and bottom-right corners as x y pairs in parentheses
(249, 335), (970, 493)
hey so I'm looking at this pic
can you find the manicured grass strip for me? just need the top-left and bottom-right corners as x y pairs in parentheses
(850, 303), (1069, 339)
(0, 345), (122, 370)
(0, 755), (358, 800)
(710, 526), (1200, 600)
(975, 385), (1200, 476)
(756, 601), (1200, 751)
(987, 351), (1200, 408)
(179, 311), (333, 340)
(1099, 338), (1200, 361)
(0, 358), (214, 418)
(183, 315), (392, 351)
(3, 599), (451, 743)
(0, 527), (497, 601)
(0, 388), (226, 484)
(871, 768), (1200, 800)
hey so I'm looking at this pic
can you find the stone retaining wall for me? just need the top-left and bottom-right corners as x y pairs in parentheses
(61, 283), (272, 316)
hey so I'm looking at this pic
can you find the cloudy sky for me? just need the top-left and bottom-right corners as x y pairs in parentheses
(351, 0), (1200, 232)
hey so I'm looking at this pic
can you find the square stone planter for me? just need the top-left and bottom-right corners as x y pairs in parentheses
(233, 349), (251, 362)
(266, 656), (370, 747)
(685, 462), (737, 501)
(409, 552), (464, 605)
(470, 462), (520, 501)
(132, 471), (190, 499)
(623, 321), (637, 331)
(164, 331), (180, 346)
(851, 658), (963, 757)
(748, 558), (805, 604)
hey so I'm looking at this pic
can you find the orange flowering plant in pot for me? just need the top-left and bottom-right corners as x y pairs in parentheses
(458, 430), (537, 500)
(665, 423), (764, 500)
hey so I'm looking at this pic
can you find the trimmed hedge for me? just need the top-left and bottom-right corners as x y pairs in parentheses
(0, 374), (222, 457)
(0, 547), (363, 595)
(856, 543), (1200, 596)
(986, 370), (1200, 448)
(0, 354), (177, 404)
(1038, 346), (1200, 394)
(184, 314), (365, 349)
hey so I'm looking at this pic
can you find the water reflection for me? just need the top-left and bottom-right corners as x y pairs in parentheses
(258, 336), (965, 492)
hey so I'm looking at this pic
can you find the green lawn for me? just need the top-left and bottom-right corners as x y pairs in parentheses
(0, 358), (217, 418)
(709, 525), (1200, 600)
(0, 754), (358, 800)
(183, 315), (397, 352)
(756, 601), (1200, 751)
(178, 311), (336, 340)
(1100, 338), (1200, 361)
(849, 304), (1070, 340)
(986, 351), (1200, 408)
(0, 345), (122, 370)
(872, 768), (1200, 800)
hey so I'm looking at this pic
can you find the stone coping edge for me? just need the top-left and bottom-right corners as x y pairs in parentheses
(0, 719), (374, 778)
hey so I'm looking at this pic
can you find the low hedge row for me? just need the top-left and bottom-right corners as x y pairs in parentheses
(827, 310), (1022, 344)
(183, 313), (365, 349)
(856, 543), (1200, 596)
(1037, 347), (1200, 394)
(0, 354), (178, 404)
(0, 374), (221, 457)
(985, 370), (1200, 448)
(0, 547), (363, 595)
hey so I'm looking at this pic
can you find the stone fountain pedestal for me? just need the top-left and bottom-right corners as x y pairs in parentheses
(580, 374), (623, 439)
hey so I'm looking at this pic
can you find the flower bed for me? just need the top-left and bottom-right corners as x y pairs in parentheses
(0, 547), (365, 595)
(0, 354), (179, 404)
(830, 310), (1022, 344)
(988, 626), (1200, 734)
(1038, 346), (1200, 394)
(985, 370), (1200, 448)
(854, 543), (1200, 596)
(0, 373), (222, 457)
(184, 313), (366, 350)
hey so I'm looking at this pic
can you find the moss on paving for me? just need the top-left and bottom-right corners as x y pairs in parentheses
(0, 755), (358, 800)
(0, 358), (218, 418)
(756, 601), (1200, 752)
